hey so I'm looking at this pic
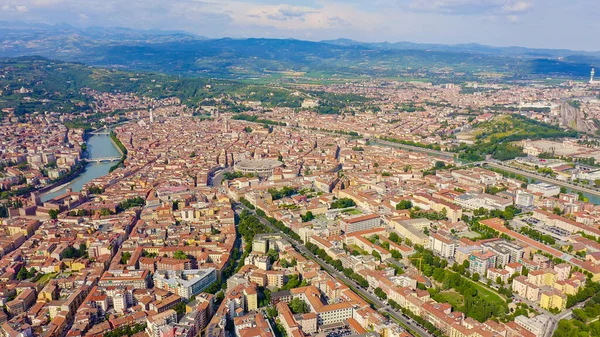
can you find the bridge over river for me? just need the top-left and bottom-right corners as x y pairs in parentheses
(86, 156), (121, 163)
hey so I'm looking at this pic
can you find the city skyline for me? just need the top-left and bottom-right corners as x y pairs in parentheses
(1, 0), (599, 51)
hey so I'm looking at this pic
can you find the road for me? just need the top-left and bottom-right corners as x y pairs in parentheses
(542, 294), (596, 337)
(208, 167), (232, 187)
(373, 140), (456, 160)
(371, 139), (600, 199)
(484, 161), (600, 199)
(233, 203), (433, 337)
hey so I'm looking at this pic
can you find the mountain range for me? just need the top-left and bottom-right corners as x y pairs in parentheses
(1, 22), (598, 81)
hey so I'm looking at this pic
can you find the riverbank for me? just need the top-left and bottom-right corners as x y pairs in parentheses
(41, 133), (122, 202)
(108, 131), (127, 173)
(37, 162), (88, 195)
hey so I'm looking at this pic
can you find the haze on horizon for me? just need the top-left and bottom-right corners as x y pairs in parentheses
(0, 0), (599, 51)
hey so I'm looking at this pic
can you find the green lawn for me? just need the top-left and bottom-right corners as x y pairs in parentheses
(432, 290), (464, 308)
(349, 244), (368, 255)
(470, 279), (506, 303)
(342, 209), (362, 215)
(35, 272), (59, 286)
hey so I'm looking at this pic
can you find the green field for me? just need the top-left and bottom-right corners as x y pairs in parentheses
(349, 244), (368, 255)
(342, 209), (363, 215)
(35, 272), (59, 286)
(432, 290), (464, 308)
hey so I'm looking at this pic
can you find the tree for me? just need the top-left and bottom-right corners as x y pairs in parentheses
(283, 275), (301, 290)
(48, 209), (60, 219)
(267, 249), (279, 264)
(472, 273), (480, 282)
(266, 306), (278, 318)
(396, 200), (413, 210)
(244, 126), (253, 133)
(16, 267), (28, 280)
(330, 198), (356, 209)
(173, 250), (188, 260)
(371, 250), (382, 261)
(120, 252), (132, 264)
(289, 298), (309, 314)
(174, 301), (187, 316)
(374, 287), (387, 300)
(389, 232), (401, 244)
(301, 211), (315, 222)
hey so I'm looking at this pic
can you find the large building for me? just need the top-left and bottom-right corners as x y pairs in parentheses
(99, 270), (151, 289)
(154, 269), (217, 299)
(514, 314), (551, 337)
(469, 251), (497, 277)
(428, 232), (456, 259)
(341, 214), (381, 234)
(527, 182), (560, 197)
(290, 286), (354, 326)
(515, 191), (534, 208)
(234, 159), (283, 177)
(481, 240), (524, 267)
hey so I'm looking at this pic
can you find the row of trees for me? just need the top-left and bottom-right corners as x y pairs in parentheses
(519, 226), (556, 245)
(380, 136), (442, 151)
(109, 131), (128, 173)
(267, 186), (297, 200)
(254, 208), (302, 242)
(0, 199), (23, 218)
(388, 299), (443, 336)
(117, 196), (145, 212)
(104, 323), (146, 337)
(231, 113), (286, 126)
(305, 242), (369, 288)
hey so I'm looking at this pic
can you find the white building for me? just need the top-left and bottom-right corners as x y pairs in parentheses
(154, 269), (217, 299)
(527, 182), (560, 197)
(515, 191), (534, 208)
(454, 193), (511, 211)
(428, 232), (456, 259)
(514, 314), (551, 337)
(341, 214), (381, 234)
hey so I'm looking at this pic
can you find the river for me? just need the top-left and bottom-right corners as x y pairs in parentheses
(41, 133), (121, 202)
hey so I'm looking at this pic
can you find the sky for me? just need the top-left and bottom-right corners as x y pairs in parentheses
(1, 0), (599, 51)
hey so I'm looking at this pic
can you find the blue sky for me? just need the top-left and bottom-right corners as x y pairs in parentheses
(1, 0), (599, 50)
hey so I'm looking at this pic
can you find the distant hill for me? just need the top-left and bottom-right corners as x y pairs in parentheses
(0, 23), (598, 80)
(320, 38), (600, 59)
(0, 22), (203, 59)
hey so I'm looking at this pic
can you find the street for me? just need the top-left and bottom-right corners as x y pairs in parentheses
(234, 203), (434, 337)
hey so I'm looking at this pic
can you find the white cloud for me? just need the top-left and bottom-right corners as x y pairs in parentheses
(1, 4), (29, 12)
(503, 1), (533, 13)
(407, 0), (534, 15)
(0, 0), (596, 50)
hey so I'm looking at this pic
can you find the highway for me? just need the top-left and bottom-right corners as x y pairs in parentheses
(483, 161), (600, 199)
(373, 137), (600, 200)
(373, 140), (456, 160)
(233, 203), (433, 337)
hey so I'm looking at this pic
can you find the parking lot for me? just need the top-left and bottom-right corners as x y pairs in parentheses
(326, 329), (351, 337)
